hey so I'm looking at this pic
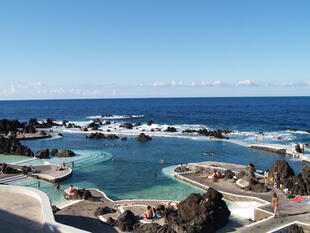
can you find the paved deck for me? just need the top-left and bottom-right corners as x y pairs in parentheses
(0, 192), (44, 233)
(8, 164), (72, 183)
(250, 143), (310, 162)
(175, 161), (310, 233)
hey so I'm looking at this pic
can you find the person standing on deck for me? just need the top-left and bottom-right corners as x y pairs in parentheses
(272, 192), (279, 217)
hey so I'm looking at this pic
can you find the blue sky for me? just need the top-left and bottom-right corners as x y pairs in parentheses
(0, 0), (309, 99)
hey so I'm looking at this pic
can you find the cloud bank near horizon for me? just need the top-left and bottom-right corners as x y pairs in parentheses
(0, 80), (309, 100)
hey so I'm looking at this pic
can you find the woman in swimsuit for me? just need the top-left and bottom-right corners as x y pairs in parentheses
(272, 192), (279, 217)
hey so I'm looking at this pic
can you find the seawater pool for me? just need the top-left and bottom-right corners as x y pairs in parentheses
(1, 133), (303, 224)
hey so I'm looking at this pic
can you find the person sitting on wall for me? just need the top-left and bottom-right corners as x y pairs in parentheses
(68, 185), (76, 195)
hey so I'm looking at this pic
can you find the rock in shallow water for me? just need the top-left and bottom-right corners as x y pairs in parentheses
(0, 136), (34, 156)
(55, 150), (76, 157)
(135, 133), (152, 142)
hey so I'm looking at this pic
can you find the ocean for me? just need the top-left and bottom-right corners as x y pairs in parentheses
(0, 97), (309, 206)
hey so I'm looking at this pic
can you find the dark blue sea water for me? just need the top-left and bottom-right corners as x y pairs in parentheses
(0, 97), (309, 205)
(1, 97), (309, 132)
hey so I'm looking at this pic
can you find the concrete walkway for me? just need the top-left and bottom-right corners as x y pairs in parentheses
(8, 164), (72, 183)
(0, 192), (44, 233)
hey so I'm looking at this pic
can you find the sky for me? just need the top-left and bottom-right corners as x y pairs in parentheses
(0, 0), (309, 100)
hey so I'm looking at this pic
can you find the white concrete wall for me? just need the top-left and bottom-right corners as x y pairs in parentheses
(0, 185), (89, 233)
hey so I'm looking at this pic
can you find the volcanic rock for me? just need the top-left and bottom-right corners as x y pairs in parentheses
(223, 170), (235, 179)
(182, 128), (230, 139)
(282, 224), (305, 233)
(134, 122), (141, 126)
(165, 188), (230, 233)
(302, 166), (310, 195)
(86, 132), (119, 140)
(0, 119), (25, 134)
(270, 160), (295, 181)
(285, 175), (308, 196)
(106, 217), (118, 227)
(133, 223), (162, 233)
(23, 124), (36, 134)
(135, 133), (152, 142)
(35, 149), (50, 159)
(147, 120), (154, 126)
(0, 136), (33, 156)
(0, 164), (19, 174)
(120, 123), (133, 129)
(237, 170), (246, 179)
(68, 189), (97, 201)
(55, 150), (76, 157)
(117, 210), (137, 232)
(94, 206), (117, 217)
(164, 127), (177, 132)
(50, 148), (59, 156)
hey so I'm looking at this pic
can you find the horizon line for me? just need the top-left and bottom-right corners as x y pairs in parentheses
(0, 95), (310, 102)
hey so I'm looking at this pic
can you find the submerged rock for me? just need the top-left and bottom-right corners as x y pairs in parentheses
(135, 133), (152, 142)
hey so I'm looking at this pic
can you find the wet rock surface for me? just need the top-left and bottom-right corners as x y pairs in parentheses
(86, 132), (119, 140)
(0, 136), (34, 156)
(135, 133), (152, 142)
(182, 129), (231, 139)
(120, 123), (133, 129)
(35, 149), (50, 159)
(55, 150), (76, 157)
(164, 127), (177, 132)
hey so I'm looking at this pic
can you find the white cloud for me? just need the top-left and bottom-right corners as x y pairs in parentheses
(0, 85), (17, 96)
(112, 89), (117, 96)
(50, 88), (65, 94)
(152, 82), (167, 87)
(19, 81), (46, 89)
(211, 80), (225, 87)
(235, 80), (256, 87)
